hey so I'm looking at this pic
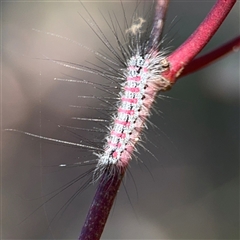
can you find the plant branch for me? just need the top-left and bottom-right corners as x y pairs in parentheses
(148, 0), (169, 50)
(79, 167), (125, 240)
(163, 0), (237, 83)
(181, 36), (240, 77)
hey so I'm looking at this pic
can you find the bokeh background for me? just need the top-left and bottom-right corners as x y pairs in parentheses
(2, 0), (239, 239)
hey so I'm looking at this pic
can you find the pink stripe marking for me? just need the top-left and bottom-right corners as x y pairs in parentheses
(127, 76), (141, 82)
(115, 119), (130, 127)
(111, 131), (126, 138)
(121, 97), (138, 104)
(118, 108), (134, 115)
(124, 87), (140, 93)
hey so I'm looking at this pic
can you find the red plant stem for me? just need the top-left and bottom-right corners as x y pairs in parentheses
(180, 36), (240, 77)
(163, 0), (237, 83)
(79, 168), (125, 240)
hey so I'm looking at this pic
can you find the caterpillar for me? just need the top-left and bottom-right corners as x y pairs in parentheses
(3, 1), (238, 239)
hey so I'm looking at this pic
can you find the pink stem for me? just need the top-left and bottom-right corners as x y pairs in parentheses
(180, 36), (240, 77)
(163, 0), (237, 83)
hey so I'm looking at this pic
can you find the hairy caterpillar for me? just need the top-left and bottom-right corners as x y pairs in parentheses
(2, 1), (239, 239)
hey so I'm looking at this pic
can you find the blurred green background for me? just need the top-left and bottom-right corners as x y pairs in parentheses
(2, 0), (239, 239)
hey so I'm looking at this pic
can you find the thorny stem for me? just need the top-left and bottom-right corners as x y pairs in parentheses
(79, 0), (237, 239)
(163, 0), (237, 82)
